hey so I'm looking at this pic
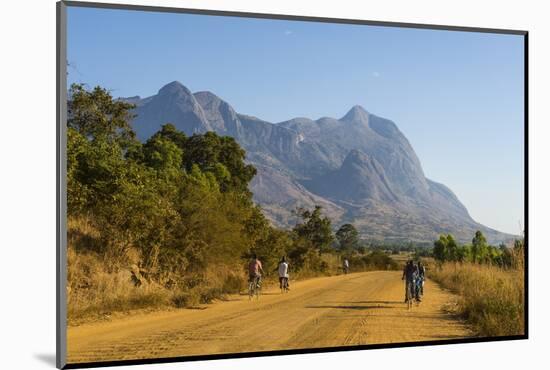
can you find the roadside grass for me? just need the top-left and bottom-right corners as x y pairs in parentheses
(67, 217), (249, 324)
(428, 262), (524, 337)
(67, 246), (249, 324)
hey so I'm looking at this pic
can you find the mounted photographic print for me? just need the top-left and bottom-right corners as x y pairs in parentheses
(56, 1), (528, 368)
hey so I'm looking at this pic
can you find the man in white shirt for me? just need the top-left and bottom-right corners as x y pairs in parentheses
(343, 258), (350, 274)
(278, 256), (290, 291)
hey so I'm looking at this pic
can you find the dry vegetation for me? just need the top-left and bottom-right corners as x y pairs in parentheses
(67, 217), (248, 324)
(428, 255), (525, 337)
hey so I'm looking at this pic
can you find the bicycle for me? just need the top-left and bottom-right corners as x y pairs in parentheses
(405, 279), (415, 310)
(248, 275), (261, 300)
(280, 277), (289, 294)
(416, 276), (424, 301)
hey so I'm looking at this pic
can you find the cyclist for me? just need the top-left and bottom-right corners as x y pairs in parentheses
(248, 254), (264, 288)
(343, 258), (350, 274)
(401, 260), (417, 303)
(417, 260), (426, 297)
(278, 256), (290, 291)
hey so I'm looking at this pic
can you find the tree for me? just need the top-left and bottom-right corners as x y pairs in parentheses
(183, 132), (256, 195)
(67, 84), (145, 215)
(446, 234), (459, 262)
(143, 135), (183, 175)
(472, 230), (488, 264)
(487, 245), (503, 266)
(336, 224), (359, 253)
(433, 235), (448, 262)
(150, 123), (187, 149)
(456, 244), (472, 263)
(68, 83), (136, 144)
(293, 206), (334, 255)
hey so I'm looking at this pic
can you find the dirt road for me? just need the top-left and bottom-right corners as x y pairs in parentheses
(67, 271), (471, 363)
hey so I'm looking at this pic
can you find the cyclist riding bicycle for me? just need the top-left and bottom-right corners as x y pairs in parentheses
(343, 258), (350, 274)
(248, 254), (264, 288)
(278, 256), (290, 291)
(401, 260), (417, 302)
(417, 260), (426, 296)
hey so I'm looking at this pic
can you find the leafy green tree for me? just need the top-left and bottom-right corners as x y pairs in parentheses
(293, 206), (334, 255)
(432, 234), (458, 262)
(433, 234), (448, 262)
(443, 234), (458, 261)
(150, 123), (188, 149)
(472, 230), (488, 263)
(68, 83), (136, 144)
(183, 132), (256, 194)
(456, 244), (472, 263)
(67, 127), (92, 214)
(243, 204), (281, 272)
(487, 245), (503, 266)
(144, 136), (182, 170)
(67, 84), (144, 215)
(336, 223), (359, 253)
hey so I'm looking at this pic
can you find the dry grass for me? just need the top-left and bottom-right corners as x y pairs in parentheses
(67, 218), (160, 322)
(67, 246), (172, 323)
(67, 217), (249, 324)
(428, 262), (524, 337)
(67, 248), (248, 323)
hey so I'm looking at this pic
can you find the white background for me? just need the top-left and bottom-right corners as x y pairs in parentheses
(0, 0), (547, 369)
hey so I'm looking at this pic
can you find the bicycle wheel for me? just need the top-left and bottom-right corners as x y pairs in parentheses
(248, 281), (254, 300)
(282, 278), (288, 293)
(406, 281), (413, 309)
(255, 277), (261, 299)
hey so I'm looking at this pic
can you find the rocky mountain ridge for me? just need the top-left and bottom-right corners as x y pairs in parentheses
(126, 81), (513, 244)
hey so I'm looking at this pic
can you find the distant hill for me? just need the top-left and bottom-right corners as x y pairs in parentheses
(125, 81), (515, 244)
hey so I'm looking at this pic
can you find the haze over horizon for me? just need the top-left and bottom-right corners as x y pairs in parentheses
(67, 6), (525, 235)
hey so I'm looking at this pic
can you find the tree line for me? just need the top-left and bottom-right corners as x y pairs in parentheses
(432, 230), (524, 268)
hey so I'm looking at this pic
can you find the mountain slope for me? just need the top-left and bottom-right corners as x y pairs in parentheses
(303, 149), (399, 204)
(125, 81), (514, 244)
(131, 81), (212, 140)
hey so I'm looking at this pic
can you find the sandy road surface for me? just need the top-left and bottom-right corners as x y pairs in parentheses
(67, 271), (471, 363)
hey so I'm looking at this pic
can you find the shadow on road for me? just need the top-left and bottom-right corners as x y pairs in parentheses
(238, 292), (282, 296)
(344, 300), (403, 305)
(305, 305), (394, 310)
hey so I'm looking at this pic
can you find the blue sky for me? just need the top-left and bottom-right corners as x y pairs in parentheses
(67, 6), (525, 235)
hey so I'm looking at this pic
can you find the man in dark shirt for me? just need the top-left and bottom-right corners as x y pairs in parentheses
(402, 260), (418, 302)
